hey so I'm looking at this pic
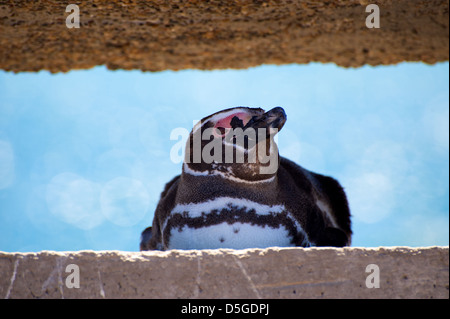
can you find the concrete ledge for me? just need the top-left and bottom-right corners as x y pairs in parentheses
(0, 0), (448, 72)
(0, 247), (448, 299)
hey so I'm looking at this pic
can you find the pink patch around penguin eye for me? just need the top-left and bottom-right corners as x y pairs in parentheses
(213, 112), (252, 137)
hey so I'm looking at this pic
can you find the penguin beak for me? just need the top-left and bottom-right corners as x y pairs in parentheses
(263, 107), (287, 131)
(243, 107), (287, 132)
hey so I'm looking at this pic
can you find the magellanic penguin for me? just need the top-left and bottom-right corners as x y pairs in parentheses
(140, 107), (351, 250)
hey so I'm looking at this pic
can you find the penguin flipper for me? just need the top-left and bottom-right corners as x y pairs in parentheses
(311, 173), (352, 242)
(140, 227), (153, 251)
(316, 227), (349, 247)
(140, 175), (181, 251)
(280, 157), (352, 246)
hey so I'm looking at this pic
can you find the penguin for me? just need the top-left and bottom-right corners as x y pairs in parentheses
(140, 107), (351, 251)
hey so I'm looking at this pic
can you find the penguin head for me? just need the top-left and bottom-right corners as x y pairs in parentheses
(184, 107), (286, 182)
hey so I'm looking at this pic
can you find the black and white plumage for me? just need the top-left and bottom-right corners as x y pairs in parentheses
(140, 107), (351, 250)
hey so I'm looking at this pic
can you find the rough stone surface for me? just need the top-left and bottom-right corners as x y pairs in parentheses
(0, 247), (448, 299)
(0, 0), (448, 73)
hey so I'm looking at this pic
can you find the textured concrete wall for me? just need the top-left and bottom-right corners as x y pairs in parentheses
(1, 247), (448, 299)
(0, 0), (448, 73)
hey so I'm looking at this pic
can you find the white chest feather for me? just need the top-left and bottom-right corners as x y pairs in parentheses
(168, 222), (295, 250)
(163, 197), (310, 249)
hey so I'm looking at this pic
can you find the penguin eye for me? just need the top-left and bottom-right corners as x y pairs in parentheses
(215, 127), (226, 136)
(230, 116), (244, 129)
